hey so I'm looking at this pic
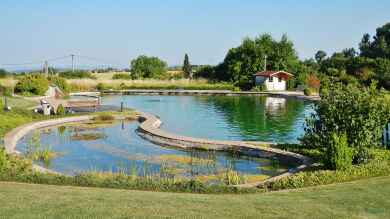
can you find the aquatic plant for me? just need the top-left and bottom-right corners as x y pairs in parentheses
(70, 133), (106, 141)
(26, 131), (59, 167)
(93, 113), (115, 121)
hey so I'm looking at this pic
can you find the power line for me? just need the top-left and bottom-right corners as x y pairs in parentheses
(1, 54), (124, 70)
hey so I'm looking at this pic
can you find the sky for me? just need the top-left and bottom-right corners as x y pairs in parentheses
(0, 0), (389, 70)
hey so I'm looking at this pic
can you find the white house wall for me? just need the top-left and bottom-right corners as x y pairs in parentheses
(255, 76), (286, 91)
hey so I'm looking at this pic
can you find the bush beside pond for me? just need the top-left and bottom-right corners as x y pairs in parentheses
(267, 159), (390, 191)
(14, 74), (49, 96)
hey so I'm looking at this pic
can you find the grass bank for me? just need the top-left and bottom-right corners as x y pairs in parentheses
(0, 176), (389, 218)
(67, 77), (234, 91)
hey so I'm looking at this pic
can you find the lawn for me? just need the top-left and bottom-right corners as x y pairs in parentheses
(0, 176), (389, 218)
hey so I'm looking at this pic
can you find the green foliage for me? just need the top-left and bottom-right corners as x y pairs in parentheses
(301, 82), (390, 165)
(112, 73), (132, 80)
(214, 34), (299, 89)
(359, 22), (390, 59)
(14, 74), (49, 96)
(56, 104), (65, 115)
(59, 70), (95, 79)
(325, 133), (353, 170)
(182, 54), (192, 79)
(315, 50), (327, 63)
(116, 82), (234, 90)
(268, 159), (390, 190)
(48, 76), (70, 93)
(251, 84), (266, 92)
(96, 83), (110, 91)
(303, 88), (312, 96)
(194, 65), (215, 79)
(130, 55), (167, 79)
(0, 69), (9, 78)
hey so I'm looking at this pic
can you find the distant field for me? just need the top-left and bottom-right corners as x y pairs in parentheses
(0, 176), (389, 218)
(0, 78), (17, 88)
(68, 72), (233, 91)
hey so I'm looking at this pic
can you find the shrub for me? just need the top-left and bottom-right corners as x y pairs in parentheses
(96, 83), (109, 91)
(303, 87), (312, 96)
(56, 104), (65, 115)
(112, 73), (132, 80)
(268, 159), (390, 191)
(59, 70), (95, 79)
(14, 74), (49, 96)
(301, 82), (390, 161)
(251, 84), (266, 92)
(48, 76), (70, 93)
(324, 132), (353, 170)
(306, 74), (320, 91)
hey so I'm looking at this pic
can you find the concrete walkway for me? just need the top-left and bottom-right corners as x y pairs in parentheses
(136, 111), (312, 187)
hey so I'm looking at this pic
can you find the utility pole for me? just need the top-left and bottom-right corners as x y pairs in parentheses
(71, 54), (75, 72)
(264, 55), (268, 71)
(44, 60), (49, 78)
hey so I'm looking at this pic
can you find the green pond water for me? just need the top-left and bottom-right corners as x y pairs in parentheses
(16, 95), (313, 184)
(103, 95), (314, 143)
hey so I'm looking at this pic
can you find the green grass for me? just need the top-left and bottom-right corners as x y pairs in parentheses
(0, 176), (389, 218)
(2, 96), (38, 109)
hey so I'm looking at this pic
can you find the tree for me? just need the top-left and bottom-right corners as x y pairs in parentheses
(315, 50), (327, 63)
(182, 54), (192, 79)
(214, 34), (299, 89)
(130, 55), (167, 79)
(359, 23), (390, 59)
(342, 48), (357, 58)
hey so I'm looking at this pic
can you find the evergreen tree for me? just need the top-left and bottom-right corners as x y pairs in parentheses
(183, 54), (192, 79)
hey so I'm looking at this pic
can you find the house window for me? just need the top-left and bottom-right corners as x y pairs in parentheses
(278, 77), (282, 82)
(268, 76), (273, 82)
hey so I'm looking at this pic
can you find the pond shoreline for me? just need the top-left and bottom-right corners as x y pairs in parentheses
(4, 110), (312, 187)
(102, 90), (320, 101)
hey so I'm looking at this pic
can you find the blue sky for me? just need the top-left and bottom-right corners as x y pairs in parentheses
(1, 0), (389, 70)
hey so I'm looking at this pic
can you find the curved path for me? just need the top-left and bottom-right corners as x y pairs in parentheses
(3, 112), (312, 187)
(136, 111), (312, 187)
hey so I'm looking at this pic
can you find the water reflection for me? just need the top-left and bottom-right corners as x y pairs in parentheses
(195, 96), (311, 142)
(102, 95), (313, 143)
(16, 121), (294, 184)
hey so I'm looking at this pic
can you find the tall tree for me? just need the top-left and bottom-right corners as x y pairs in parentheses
(359, 23), (390, 59)
(215, 34), (299, 89)
(182, 54), (192, 79)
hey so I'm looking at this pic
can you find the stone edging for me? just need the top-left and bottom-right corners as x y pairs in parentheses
(3, 112), (312, 188)
(136, 111), (312, 187)
(3, 115), (94, 173)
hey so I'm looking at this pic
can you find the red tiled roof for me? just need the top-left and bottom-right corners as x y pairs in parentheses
(254, 71), (293, 78)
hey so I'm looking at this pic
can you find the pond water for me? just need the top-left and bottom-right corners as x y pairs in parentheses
(16, 121), (293, 183)
(16, 95), (312, 184)
(102, 95), (314, 143)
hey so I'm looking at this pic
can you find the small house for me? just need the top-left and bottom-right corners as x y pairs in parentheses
(254, 71), (293, 91)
